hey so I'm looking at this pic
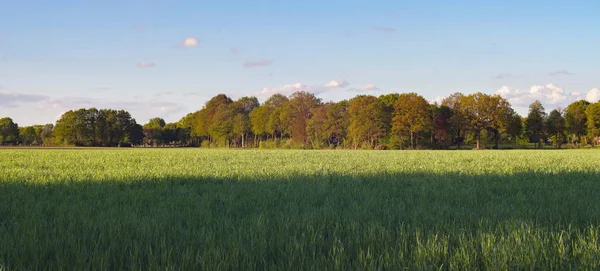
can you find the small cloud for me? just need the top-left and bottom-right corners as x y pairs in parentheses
(429, 96), (445, 105)
(0, 91), (49, 107)
(372, 26), (396, 32)
(493, 73), (511, 80)
(230, 47), (241, 54)
(182, 37), (199, 47)
(243, 60), (273, 68)
(549, 70), (574, 76)
(358, 84), (379, 92)
(325, 80), (349, 89)
(586, 88), (600, 103)
(256, 81), (336, 99)
(137, 62), (156, 68)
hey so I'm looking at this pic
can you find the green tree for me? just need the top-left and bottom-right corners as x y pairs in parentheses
(306, 104), (329, 149)
(546, 109), (566, 148)
(565, 100), (590, 146)
(392, 93), (431, 149)
(143, 117), (166, 146)
(442, 93), (467, 149)
(525, 100), (547, 148)
(459, 93), (511, 150)
(19, 126), (38, 145)
(505, 112), (523, 145)
(586, 102), (600, 146)
(0, 117), (20, 145)
(279, 91), (321, 145)
(323, 100), (349, 147)
(347, 95), (386, 149)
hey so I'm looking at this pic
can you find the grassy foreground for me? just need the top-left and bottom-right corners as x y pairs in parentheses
(1, 149), (600, 270)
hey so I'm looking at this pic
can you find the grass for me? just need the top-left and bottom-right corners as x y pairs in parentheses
(1, 149), (600, 270)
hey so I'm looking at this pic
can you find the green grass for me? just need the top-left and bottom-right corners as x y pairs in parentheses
(1, 149), (600, 270)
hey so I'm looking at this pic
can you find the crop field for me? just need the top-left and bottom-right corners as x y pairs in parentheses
(1, 149), (600, 270)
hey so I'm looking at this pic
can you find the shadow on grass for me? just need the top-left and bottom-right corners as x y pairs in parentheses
(1, 171), (600, 269)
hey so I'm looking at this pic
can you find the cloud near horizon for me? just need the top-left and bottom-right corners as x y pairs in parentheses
(0, 91), (49, 108)
(257, 80), (350, 99)
(495, 84), (599, 110)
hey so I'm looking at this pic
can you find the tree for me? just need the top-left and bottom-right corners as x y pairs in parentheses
(392, 93), (431, 149)
(0, 117), (20, 145)
(306, 104), (329, 148)
(442, 93), (467, 149)
(347, 95), (386, 149)
(231, 97), (259, 147)
(586, 102), (600, 146)
(19, 126), (38, 145)
(546, 109), (566, 148)
(505, 112), (523, 145)
(430, 105), (452, 148)
(459, 93), (512, 150)
(279, 91), (321, 144)
(525, 100), (547, 148)
(565, 100), (590, 146)
(208, 104), (234, 147)
(143, 117), (166, 146)
(323, 100), (349, 147)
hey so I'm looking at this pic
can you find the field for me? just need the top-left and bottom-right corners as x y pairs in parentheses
(1, 149), (600, 270)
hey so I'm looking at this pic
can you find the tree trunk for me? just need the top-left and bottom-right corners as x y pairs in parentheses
(476, 132), (481, 150)
(410, 131), (415, 150)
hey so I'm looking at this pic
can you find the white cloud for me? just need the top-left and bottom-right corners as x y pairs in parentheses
(257, 83), (310, 98)
(257, 80), (345, 99)
(350, 84), (379, 92)
(429, 96), (445, 105)
(495, 84), (579, 107)
(586, 88), (600, 103)
(137, 62), (156, 68)
(325, 80), (349, 88)
(182, 37), (199, 47)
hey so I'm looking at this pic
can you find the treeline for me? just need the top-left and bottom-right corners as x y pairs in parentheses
(1, 91), (600, 149)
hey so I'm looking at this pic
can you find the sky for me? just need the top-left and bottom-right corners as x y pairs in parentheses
(1, 0), (600, 126)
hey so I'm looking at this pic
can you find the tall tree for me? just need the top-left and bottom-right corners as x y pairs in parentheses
(565, 100), (590, 146)
(0, 117), (20, 145)
(392, 93), (431, 149)
(442, 93), (467, 148)
(143, 117), (166, 146)
(505, 112), (523, 145)
(19, 126), (38, 145)
(524, 100), (547, 148)
(306, 104), (329, 148)
(323, 100), (349, 147)
(347, 95), (386, 149)
(586, 102), (600, 146)
(546, 109), (566, 148)
(459, 93), (512, 150)
(279, 91), (321, 144)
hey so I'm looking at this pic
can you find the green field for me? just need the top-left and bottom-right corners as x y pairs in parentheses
(2, 149), (600, 270)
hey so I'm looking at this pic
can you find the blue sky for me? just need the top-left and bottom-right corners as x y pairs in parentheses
(1, 0), (600, 125)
